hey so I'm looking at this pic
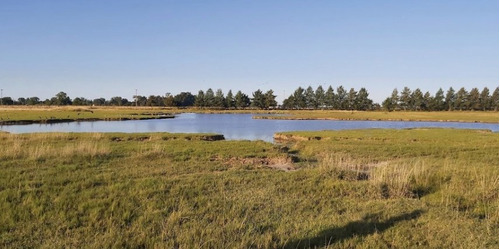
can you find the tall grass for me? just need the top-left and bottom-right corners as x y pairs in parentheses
(0, 129), (497, 248)
(0, 133), (110, 160)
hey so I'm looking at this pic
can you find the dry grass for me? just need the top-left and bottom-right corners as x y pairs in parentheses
(0, 105), (497, 123)
(0, 129), (497, 248)
(0, 133), (111, 160)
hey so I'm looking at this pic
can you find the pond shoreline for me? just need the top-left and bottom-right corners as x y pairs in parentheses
(0, 115), (174, 126)
(252, 115), (499, 124)
(1, 113), (497, 141)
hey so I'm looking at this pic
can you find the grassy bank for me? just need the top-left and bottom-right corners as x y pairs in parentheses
(0, 106), (497, 124)
(0, 106), (173, 125)
(0, 129), (497, 248)
(254, 109), (499, 123)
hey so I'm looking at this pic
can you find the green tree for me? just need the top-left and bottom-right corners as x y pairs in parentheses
(399, 87), (411, 111)
(356, 88), (372, 110)
(214, 89), (225, 108)
(194, 90), (205, 107)
(336, 86), (347, 109)
(382, 97), (394, 111)
(324, 86), (335, 109)
(347, 88), (358, 110)
(411, 88), (424, 111)
(26, 97), (40, 105)
(145, 95), (164, 106)
(304, 86), (315, 108)
(422, 91), (432, 111)
(137, 96), (147, 106)
(93, 98), (107, 106)
(445, 87), (455, 111)
(235, 91), (250, 109)
(282, 95), (294, 109)
(430, 88), (445, 111)
(251, 89), (266, 109)
(225, 90), (235, 108)
(491, 87), (499, 111)
(0, 97), (14, 105)
(174, 92), (195, 107)
(17, 97), (26, 105)
(454, 87), (468, 111)
(162, 95), (174, 106)
(264, 90), (277, 109)
(390, 88), (399, 110)
(479, 87), (490, 111)
(314, 85), (325, 108)
(54, 92), (72, 105)
(204, 88), (215, 107)
(468, 88), (480, 110)
(109, 96), (123, 106)
(292, 87), (306, 109)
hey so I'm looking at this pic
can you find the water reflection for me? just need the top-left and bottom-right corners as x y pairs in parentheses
(1, 113), (498, 142)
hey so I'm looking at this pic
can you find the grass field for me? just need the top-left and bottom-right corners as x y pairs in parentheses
(254, 109), (499, 123)
(0, 129), (497, 248)
(0, 106), (498, 124)
(0, 106), (173, 124)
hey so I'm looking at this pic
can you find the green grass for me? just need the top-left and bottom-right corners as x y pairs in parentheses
(0, 129), (498, 248)
(255, 109), (499, 123)
(0, 106), (173, 123)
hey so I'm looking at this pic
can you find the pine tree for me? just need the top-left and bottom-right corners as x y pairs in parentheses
(390, 88), (399, 110)
(214, 89), (225, 108)
(235, 91), (250, 109)
(411, 88), (424, 111)
(356, 88), (372, 110)
(454, 87), (468, 111)
(194, 90), (205, 107)
(324, 86), (335, 109)
(264, 90), (277, 109)
(336, 86), (347, 109)
(491, 87), (499, 111)
(282, 95), (295, 109)
(314, 85), (325, 109)
(468, 88), (480, 110)
(399, 87), (412, 111)
(205, 88), (215, 107)
(347, 88), (358, 110)
(479, 87), (490, 111)
(382, 97), (393, 111)
(251, 89), (266, 109)
(431, 88), (445, 111)
(445, 87), (455, 111)
(305, 86), (316, 109)
(225, 90), (235, 108)
(422, 91), (432, 111)
(293, 87), (306, 109)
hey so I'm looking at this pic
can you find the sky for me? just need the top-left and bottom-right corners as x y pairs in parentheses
(0, 0), (498, 104)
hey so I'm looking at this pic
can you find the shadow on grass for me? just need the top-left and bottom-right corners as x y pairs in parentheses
(283, 210), (424, 248)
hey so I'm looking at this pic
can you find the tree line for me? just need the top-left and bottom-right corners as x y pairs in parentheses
(282, 85), (374, 110)
(1, 85), (498, 111)
(382, 86), (499, 111)
(0, 88), (278, 109)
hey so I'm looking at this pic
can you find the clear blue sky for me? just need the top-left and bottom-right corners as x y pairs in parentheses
(1, 0), (498, 104)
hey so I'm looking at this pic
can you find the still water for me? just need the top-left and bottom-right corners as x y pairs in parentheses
(1, 113), (498, 142)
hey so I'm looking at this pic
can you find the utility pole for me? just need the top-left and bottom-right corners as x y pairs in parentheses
(1, 89), (3, 105)
(135, 89), (138, 107)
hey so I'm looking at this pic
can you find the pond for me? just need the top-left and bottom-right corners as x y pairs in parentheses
(1, 113), (498, 142)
